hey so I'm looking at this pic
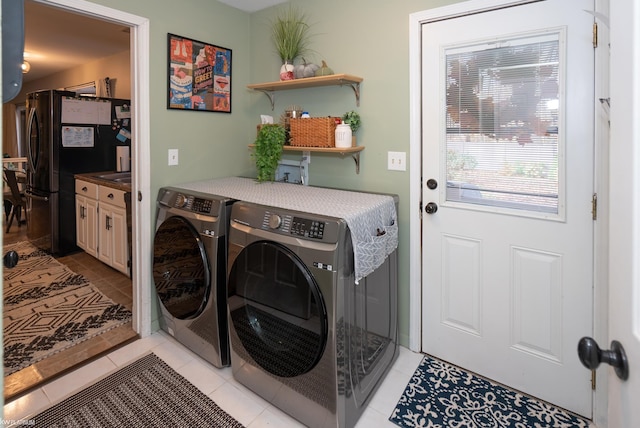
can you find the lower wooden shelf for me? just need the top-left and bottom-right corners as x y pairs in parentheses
(249, 145), (364, 173)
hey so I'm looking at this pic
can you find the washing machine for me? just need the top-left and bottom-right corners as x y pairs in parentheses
(227, 200), (398, 428)
(153, 187), (234, 368)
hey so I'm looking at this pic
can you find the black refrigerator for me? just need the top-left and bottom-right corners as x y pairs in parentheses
(25, 89), (131, 255)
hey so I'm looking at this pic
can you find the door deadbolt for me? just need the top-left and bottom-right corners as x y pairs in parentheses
(426, 179), (438, 190)
(577, 337), (629, 380)
(425, 202), (438, 214)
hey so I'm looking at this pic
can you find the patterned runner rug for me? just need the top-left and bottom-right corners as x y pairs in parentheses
(390, 356), (590, 428)
(3, 241), (132, 376)
(28, 353), (244, 427)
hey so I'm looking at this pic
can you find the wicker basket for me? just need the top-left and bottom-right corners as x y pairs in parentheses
(289, 117), (339, 147)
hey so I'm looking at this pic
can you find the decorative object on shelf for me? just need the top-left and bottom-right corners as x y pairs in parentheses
(294, 58), (320, 79)
(342, 110), (361, 146)
(335, 121), (352, 149)
(342, 110), (361, 133)
(314, 60), (334, 77)
(280, 105), (303, 143)
(167, 33), (232, 113)
(270, 5), (313, 81)
(253, 124), (286, 182)
(289, 117), (339, 148)
(280, 61), (295, 81)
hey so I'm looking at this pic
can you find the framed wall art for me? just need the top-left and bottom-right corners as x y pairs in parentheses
(167, 33), (232, 113)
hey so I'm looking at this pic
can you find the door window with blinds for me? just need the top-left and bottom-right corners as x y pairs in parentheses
(443, 31), (564, 218)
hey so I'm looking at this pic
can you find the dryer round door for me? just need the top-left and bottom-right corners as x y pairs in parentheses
(228, 240), (328, 378)
(153, 215), (211, 320)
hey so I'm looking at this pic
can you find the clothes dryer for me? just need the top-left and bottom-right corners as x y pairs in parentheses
(227, 200), (398, 428)
(153, 187), (234, 368)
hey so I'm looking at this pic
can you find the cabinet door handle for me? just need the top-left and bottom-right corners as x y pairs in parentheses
(80, 205), (85, 219)
(105, 215), (111, 230)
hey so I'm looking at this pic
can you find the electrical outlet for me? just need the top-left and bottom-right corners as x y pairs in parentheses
(388, 151), (406, 171)
(168, 149), (179, 166)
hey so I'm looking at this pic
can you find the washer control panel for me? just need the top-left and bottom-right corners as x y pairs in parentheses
(291, 217), (325, 239)
(262, 211), (326, 240)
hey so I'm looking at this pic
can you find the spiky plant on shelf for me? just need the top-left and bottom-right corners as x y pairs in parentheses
(253, 124), (286, 182)
(271, 5), (313, 80)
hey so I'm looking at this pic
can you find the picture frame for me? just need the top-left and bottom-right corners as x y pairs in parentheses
(167, 33), (232, 113)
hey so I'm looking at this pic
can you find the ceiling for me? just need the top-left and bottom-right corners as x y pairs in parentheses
(22, 0), (286, 84)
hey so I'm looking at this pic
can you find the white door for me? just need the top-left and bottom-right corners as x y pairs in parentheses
(421, 0), (594, 417)
(607, 0), (640, 424)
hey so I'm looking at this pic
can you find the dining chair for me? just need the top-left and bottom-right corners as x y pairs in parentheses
(3, 169), (28, 233)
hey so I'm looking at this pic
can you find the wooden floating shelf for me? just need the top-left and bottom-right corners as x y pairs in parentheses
(248, 145), (365, 173)
(247, 74), (363, 110)
(247, 74), (362, 91)
(282, 145), (363, 154)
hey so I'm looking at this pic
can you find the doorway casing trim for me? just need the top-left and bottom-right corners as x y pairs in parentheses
(36, 0), (152, 338)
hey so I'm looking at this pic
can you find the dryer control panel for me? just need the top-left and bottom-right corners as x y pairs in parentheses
(157, 187), (225, 219)
(174, 194), (213, 214)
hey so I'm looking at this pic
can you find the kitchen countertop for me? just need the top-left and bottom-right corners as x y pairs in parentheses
(75, 171), (131, 192)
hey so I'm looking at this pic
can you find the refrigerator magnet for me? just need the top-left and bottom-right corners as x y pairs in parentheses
(116, 128), (131, 143)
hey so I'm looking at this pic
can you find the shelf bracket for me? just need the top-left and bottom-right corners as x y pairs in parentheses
(333, 149), (361, 173)
(255, 89), (276, 110)
(340, 80), (361, 106)
(350, 151), (361, 174)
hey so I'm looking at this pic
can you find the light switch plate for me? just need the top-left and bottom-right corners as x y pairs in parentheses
(168, 149), (179, 166)
(388, 151), (406, 171)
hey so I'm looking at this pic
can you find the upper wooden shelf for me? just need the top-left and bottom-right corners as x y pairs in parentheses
(247, 74), (363, 110)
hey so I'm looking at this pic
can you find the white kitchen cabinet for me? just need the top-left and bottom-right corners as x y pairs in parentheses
(97, 186), (129, 276)
(75, 178), (129, 276)
(75, 180), (99, 258)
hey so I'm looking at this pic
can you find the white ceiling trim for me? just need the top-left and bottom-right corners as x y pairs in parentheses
(217, 0), (287, 13)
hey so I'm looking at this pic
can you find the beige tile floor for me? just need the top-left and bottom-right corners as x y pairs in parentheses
(3, 330), (423, 427)
(3, 220), (137, 401)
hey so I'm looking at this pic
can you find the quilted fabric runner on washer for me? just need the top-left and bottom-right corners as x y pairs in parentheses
(180, 176), (398, 283)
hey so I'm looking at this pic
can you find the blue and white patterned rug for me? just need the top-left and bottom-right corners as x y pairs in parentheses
(390, 356), (590, 428)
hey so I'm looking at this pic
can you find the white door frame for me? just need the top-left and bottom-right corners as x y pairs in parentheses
(38, 0), (152, 337)
(409, 0), (608, 423)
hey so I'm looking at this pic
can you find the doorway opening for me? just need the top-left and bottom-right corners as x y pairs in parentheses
(2, 0), (152, 398)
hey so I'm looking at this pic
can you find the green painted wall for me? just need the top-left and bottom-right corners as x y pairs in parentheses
(88, 0), (257, 188)
(248, 0), (461, 345)
(14, 0), (464, 346)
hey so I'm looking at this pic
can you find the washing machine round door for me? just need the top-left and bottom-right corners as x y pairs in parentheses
(228, 240), (327, 378)
(153, 216), (210, 320)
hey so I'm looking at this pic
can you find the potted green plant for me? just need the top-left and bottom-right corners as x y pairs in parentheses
(271, 5), (313, 80)
(253, 124), (286, 182)
(342, 110), (361, 145)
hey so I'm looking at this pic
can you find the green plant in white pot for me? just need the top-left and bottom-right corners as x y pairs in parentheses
(342, 110), (361, 145)
(253, 124), (286, 182)
(271, 5), (313, 80)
